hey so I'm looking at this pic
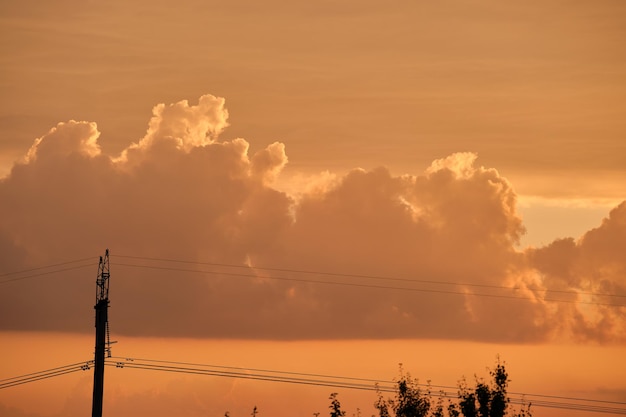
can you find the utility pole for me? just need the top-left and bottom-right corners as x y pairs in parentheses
(92, 249), (110, 417)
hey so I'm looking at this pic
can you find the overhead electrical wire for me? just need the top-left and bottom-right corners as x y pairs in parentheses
(106, 356), (626, 415)
(114, 254), (626, 299)
(105, 361), (394, 393)
(0, 360), (93, 389)
(0, 263), (95, 285)
(108, 356), (398, 391)
(109, 356), (626, 405)
(113, 261), (625, 308)
(0, 257), (96, 285)
(0, 257), (95, 277)
(3, 355), (624, 414)
(3, 254), (623, 308)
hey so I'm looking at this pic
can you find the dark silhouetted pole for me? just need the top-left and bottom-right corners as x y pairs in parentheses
(92, 249), (110, 417)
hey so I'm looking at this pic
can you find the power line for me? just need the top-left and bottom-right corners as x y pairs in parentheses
(114, 254), (626, 299)
(0, 368), (84, 389)
(0, 361), (91, 383)
(109, 356), (397, 389)
(113, 356), (626, 407)
(0, 256), (97, 285)
(3, 253), (623, 308)
(105, 361), (393, 393)
(3, 354), (624, 414)
(0, 256), (95, 277)
(0, 361), (93, 389)
(0, 263), (95, 285)
(106, 356), (626, 415)
(113, 262), (626, 308)
(110, 356), (626, 406)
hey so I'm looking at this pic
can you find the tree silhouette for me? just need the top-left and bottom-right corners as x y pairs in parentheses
(373, 359), (531, 417)
(458, 359), (527, 417)
(375, 366), (432, 417)
(329, 392), (346, 417)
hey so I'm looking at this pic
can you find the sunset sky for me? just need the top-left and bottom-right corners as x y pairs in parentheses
(1, 1), (625, 416)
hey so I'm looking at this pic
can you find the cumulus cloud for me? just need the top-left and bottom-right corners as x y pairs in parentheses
(527, 202), (626, 342)
(120, 94), (229, 158)
(25, 120), (102, 162)
(0, 94), (623, 343)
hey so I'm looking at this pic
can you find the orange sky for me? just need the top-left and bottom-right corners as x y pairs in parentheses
(1, 1), (625, 196)
(1, 1), (625, 416)
(2, 333), (626, 417)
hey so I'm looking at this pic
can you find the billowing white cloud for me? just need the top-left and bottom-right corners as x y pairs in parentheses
(121, 94), (229, 157)
(25, 120), (101, 162)
(0, 94), (623, 343)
